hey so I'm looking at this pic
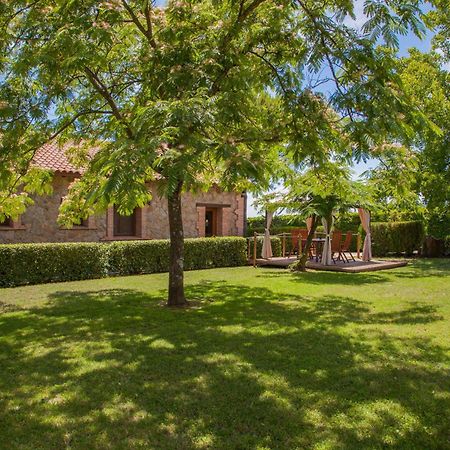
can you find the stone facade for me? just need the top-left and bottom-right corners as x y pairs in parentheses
(0, 174), (246, 244)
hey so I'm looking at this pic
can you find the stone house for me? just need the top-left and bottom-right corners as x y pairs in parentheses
(0, 143), (247, 244)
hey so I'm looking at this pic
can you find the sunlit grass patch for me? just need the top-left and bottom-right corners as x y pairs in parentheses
(1, 259), (449, 449)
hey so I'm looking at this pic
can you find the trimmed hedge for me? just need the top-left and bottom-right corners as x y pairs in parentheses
(246, 225), (298, 237)
(107, 240), (170, 275)
(0, 243), (107, 287)
(371, 221), (425, 256)
(247, 212), (362, 236)
(108, 237), (247, 276)
(0, 237), (248, 287)
(246, 236), (282, 258)
(247, 215), (305, 229)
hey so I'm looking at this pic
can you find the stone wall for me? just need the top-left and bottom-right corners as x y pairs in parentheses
(0, 175), (246, 244)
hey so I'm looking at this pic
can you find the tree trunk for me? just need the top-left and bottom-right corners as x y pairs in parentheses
(167, 181), (187, 307)
(294, 215), (318, 272)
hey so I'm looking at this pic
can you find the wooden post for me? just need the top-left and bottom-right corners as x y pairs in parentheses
(357, 233), (361, 259)
(282, 234), (286, 258)
(247, 238), (250, 259)
(253, 232), (257, 267)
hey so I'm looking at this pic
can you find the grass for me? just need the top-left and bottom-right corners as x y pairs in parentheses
(0, 259), (449, 450)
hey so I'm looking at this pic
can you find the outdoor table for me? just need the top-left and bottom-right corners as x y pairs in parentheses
(311, 237), (326, 262)
(300, 237), (326, 262)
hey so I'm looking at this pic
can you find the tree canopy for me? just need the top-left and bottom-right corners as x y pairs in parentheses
(0, 0), (437, 304)
(366, 49), (449, 237)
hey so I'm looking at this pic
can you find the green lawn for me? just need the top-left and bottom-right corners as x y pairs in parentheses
(1, 259), (449, 450)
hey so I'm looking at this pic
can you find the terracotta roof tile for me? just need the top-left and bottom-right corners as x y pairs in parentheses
(32, 142), (96, 174)
(32, 141), (163, 180)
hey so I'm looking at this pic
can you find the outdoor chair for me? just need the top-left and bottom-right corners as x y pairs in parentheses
(331, 230), (344, 263)
(341, 231), (356, 262)
(289, 228), (314, 258)
(288, 229), (301, 256)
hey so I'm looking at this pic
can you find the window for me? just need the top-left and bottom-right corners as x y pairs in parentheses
(205, 208), (218, 237)
(73, 218), (89, 228)
(114, 206), (137, 237)
(60, 197), (91, 229)
(0, 217), (14, 228)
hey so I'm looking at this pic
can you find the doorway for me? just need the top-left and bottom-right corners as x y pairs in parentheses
(205, 208), (217, 237)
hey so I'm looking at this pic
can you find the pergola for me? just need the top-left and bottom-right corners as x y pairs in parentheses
(260, 207), (372, 266)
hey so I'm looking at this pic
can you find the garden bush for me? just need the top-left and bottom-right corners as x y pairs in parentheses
(247, 212), (361, 235)
(107, 240), (170, 275)
(246, 225), (298, 237)
(247, 215), (305, 229)
(0, 237), (248, 287)
(247, 236), (282, 258)
(371, 221), (425, 256)
(0, 242), (107, 287)
(108, 237), (247, 275)
(185, 237), (247, 269)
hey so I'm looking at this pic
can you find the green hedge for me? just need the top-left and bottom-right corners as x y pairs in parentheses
(0, 243), (107, 287)
(371, 221), (425, 256)
(247, 212), (362, 235)
(246, 226), (298, 237)
(107, 240), (170, 275)
(108, 237), (247, 276)
(247, 215), (305, 229)
(247, 236), (282, 258)
(0, 237), (248, 287)
(248, 225), (360, 252)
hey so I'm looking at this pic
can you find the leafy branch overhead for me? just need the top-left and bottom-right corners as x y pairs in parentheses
(0, 0), (435, 222)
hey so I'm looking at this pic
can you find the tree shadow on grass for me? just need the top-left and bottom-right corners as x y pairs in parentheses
(256, 257), (449, 286)
(0, 283), (449, 449)
(257, 268), (393, 286)
(382, 258), (450, 280)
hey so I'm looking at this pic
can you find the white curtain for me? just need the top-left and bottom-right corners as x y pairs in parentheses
(358, 208), (372, 261)
(321, 216), (333, 265)
(261, 211), (274, 259)
(306, 217), (313, 234)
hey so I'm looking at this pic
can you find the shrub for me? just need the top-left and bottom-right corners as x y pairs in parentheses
(427, 210), (450, 239)
(445, 236), (450, 257)
(108, 237), (247, 276)
(247, 236), (282, 258)
(371, 221), (425, 256)
(107, 240), (170, 275)
(0, 242), (107, 287)
(185, 237), (247, 270)
(0, 237), (248, 287)
(247, 215), (305, 229)
(334, 212), (361, 233)
(246, 225), (299, 237)
(247, 212), (362, 235)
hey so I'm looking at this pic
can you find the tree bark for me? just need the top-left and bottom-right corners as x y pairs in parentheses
(294, 215), (318, 272)
(167, 181), (188, 307)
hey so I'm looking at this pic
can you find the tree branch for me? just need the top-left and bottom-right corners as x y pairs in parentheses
(143, 0), (157, 48)
(121, 0), (156, 47)
(84, 67), (134, 139)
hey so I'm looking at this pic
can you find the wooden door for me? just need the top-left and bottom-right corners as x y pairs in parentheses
(205, 208), (217, 237)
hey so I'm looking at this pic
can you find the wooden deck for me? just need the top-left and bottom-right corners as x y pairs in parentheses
(251, 256), (408, 273)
